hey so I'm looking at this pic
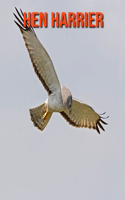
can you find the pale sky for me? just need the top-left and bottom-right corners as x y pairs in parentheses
(0, 0), (125, 199)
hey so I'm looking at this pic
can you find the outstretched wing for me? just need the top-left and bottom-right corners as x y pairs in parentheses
(60, 98), (108, 134)
(13, 8), (60, 95)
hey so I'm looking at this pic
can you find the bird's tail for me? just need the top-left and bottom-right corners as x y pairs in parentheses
(29, 102), (52, 131)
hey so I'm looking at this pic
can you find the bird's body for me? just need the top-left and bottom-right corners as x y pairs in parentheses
(47, 86), (72, 112)
(14, 8), (108, 134)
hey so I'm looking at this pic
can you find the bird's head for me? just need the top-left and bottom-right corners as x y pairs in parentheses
(61, 86), (72, 114)
(67, 95), (72, 114)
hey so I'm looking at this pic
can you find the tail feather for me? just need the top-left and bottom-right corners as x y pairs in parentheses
(29, 103), (52, 131)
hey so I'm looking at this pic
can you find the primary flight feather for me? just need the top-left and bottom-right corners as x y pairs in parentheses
(14, 8), (108, 134)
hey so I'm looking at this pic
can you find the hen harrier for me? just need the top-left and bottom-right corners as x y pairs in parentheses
(14, 8), (108, 134)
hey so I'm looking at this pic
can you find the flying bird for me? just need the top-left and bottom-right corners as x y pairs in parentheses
(13, 8), (108, 134)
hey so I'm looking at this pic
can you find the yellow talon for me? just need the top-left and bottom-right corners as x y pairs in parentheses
(43, 112), (48, 120)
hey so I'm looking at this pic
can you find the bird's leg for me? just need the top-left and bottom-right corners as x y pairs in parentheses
(42, 111), (49, 121)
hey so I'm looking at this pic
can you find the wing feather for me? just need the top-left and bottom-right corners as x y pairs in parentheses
(14, 8), (60, 95)
(60, 98), (108, 134)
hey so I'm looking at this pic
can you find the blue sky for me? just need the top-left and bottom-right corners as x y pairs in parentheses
(0, 0), (125, 199)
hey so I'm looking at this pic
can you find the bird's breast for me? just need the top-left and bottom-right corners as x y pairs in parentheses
(48, 92), (65, 112)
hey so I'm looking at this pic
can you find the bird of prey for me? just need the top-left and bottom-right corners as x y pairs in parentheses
(13, 8), (108, 134)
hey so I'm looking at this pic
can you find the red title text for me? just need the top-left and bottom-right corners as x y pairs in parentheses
(23, 12), (104, 28)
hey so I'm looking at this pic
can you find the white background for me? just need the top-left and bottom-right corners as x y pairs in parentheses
(0, 0), (125, 199)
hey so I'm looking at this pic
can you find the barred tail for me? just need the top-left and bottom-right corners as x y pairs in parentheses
(29, 103), (52, 131)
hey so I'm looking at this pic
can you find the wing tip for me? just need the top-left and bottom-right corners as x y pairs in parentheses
(13, 7), (36, 36)
(96, 113), (109, 134)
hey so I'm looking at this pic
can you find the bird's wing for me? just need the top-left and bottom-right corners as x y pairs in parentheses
(13, 8), (60, 95)
(60, 98), (108, 134)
